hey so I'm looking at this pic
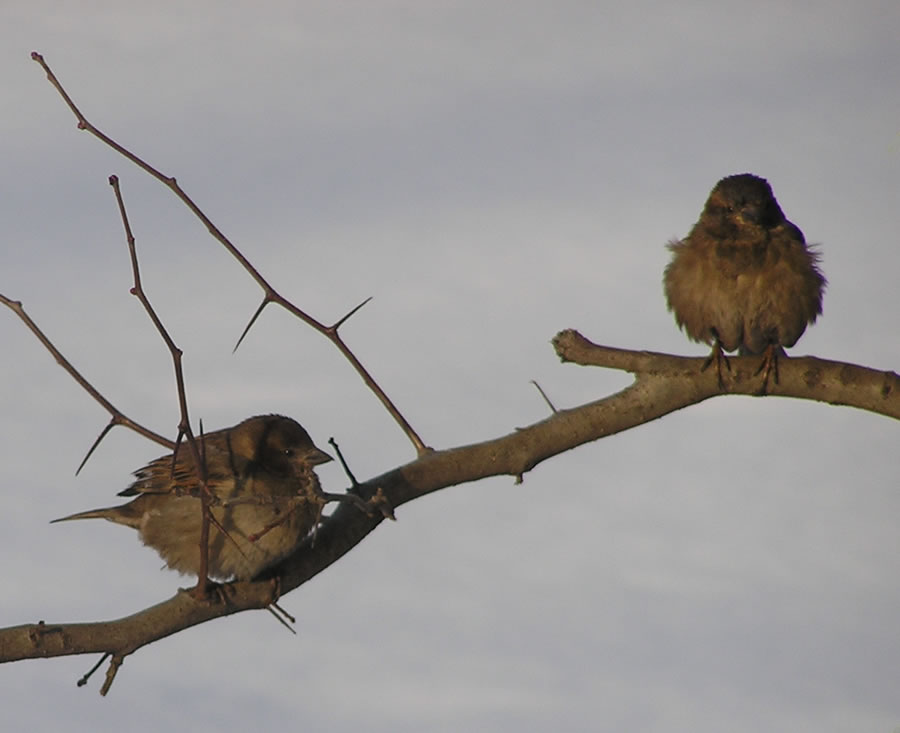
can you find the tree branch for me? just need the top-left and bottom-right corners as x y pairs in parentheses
(553, 330), (900, 421)
(9, 52), (896, 695)
(30, 50), (428, 456)
(3, 333), (895, 681)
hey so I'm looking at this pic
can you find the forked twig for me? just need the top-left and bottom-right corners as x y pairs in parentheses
(31, 51), (429, 456)
(76, 650), (125, 696)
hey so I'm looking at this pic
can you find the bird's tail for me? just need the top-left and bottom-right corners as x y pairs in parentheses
(50, 505), (138, 528)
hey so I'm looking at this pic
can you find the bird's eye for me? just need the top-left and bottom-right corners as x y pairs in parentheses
(283, 448), (294, 457)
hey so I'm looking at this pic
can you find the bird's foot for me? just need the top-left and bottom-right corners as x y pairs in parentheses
(321, 487), (395, 521)
(701, 342), (731, 388)
(365, 487), (396, 520)
(181, 578), (225, 604)
(753, 344), (783, 394)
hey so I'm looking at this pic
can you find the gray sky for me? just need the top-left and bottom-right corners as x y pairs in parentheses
(2, 2), (898, 731)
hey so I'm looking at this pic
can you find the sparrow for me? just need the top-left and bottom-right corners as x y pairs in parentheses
(52, 414), (333, 581)
(663, 173), (826, 386)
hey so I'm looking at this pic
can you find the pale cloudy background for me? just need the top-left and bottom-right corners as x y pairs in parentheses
(2, 2), (898, 731)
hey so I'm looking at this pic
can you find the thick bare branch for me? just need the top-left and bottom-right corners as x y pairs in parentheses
(3, 336), (895, 684)
(553, 330), (900, 420)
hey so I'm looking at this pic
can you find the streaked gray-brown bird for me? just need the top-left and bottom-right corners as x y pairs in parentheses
(52, 414), (332, 581)
(663, 173), (826, 386)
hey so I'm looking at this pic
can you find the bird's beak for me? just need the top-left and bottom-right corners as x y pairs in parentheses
(307, 446), (333, 466)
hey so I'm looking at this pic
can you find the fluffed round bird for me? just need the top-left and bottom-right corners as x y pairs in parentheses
(663, 173), (826, 386)
(52, 414), (333, 581)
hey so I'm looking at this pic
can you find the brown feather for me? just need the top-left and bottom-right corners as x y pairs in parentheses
(51, 415), (333, 581)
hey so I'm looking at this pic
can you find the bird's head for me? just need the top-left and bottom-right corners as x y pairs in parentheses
(704, 173), (786, 231)
(231, 414), (332, 477)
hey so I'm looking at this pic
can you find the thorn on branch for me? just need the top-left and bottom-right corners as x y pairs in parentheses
(76, 419), (119, 475)
(233, 298), (271, 353)
(329, 296), (373, 333)
(530, 380), (558, 413)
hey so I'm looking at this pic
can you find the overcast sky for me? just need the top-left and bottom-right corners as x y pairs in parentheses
(2, 3), (898, 732)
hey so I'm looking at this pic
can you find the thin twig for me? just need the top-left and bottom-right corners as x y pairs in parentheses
(265, 603), (297, 634)
(108, 175), (214, 598)
(76, 653), (109, 688)
(0, 293), (174, 455)
(530, 380), (558, 413)
(328, 436), (359, 487)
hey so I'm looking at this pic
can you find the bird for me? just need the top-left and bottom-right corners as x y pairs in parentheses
(52, 414), (334, 582)
(663, 173), (826, 387)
